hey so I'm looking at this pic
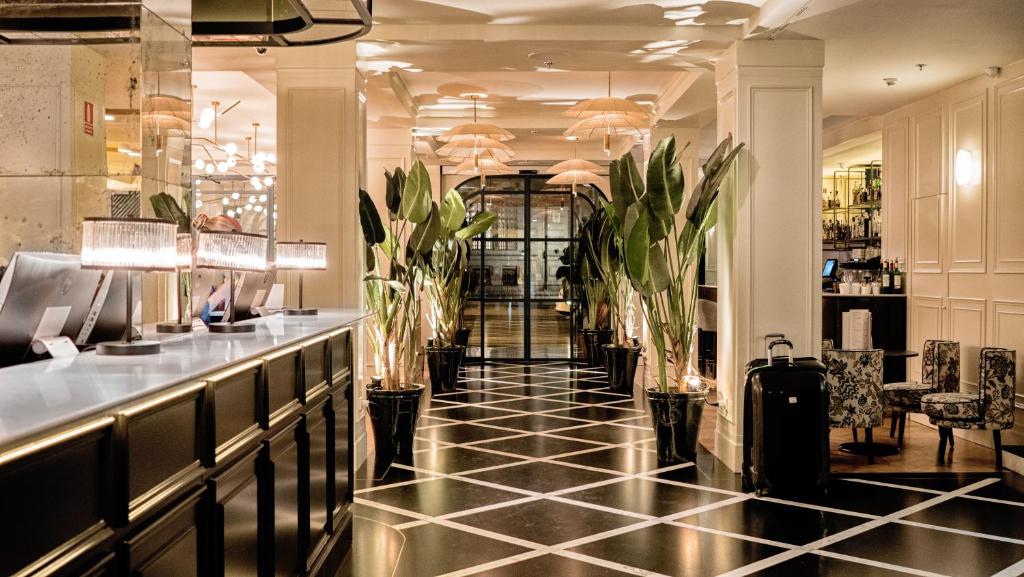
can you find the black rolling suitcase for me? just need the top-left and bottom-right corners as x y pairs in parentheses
(742, 336), (829, 495)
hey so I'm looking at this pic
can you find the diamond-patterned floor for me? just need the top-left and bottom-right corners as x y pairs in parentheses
(342, 362), (1024, 577)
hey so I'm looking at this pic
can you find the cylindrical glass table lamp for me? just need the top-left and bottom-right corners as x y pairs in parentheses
(157, 232), (194, 334)
(195, 230), (268, 333)
(275, 240), (327, 316)
(80, 217), (177, 356)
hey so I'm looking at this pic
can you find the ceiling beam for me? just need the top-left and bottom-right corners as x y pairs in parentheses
(652, 70), (702, 124)
(368, 24), (742, 43)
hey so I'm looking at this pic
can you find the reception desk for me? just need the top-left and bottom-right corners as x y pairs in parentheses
(0, 310), (363, 577)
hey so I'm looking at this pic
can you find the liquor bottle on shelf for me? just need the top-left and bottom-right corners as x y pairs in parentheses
(881, 260), (892, 294)
(893, 259), (903, 294)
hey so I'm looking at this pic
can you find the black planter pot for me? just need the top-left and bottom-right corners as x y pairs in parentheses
(645, 384), (708, 464)
(366, 380), (425, 467)
(603, 344), (641, 396)
(585, 329), (613, 368)
(454, 328), (471, 348)
(427, 345), (464, 394)
(577, 330), (595, 364)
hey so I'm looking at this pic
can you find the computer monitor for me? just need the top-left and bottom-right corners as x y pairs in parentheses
(822, 258), (838, 279)
(0, 252), (103, 366)
(233, 270), (276, 319)
(77, 270), (142, 346)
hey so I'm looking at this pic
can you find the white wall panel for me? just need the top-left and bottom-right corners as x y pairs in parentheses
(882, 119), (909, 262)
(949, 297), (986, 386)
(912, 195), (943, 273)
(911, 296), (944, 378)
(949, 95), (986, 272)
(993, 77), (1024, 273)
(913, 109), (944, 199)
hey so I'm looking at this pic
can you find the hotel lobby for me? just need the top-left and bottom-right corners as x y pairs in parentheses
(1, 1), (1024, 576)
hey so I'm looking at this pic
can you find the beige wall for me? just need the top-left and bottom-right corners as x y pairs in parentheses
(883, 58), (1024, 446)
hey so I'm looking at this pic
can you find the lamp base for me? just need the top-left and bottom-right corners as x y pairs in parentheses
(284, 308), (318, 316)
(96, 340), (161, 356)
(157, 322), (193, 334)
(209, 322), (256, 334)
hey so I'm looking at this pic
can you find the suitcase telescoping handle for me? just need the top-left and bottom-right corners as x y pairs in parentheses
(764, 333), (785, 360)
(767, 339), (795, 365)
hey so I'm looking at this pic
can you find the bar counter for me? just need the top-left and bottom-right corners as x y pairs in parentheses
(0, 309), (364, 577)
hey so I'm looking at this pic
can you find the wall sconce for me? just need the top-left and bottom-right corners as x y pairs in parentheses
(955, 148), (979, 187)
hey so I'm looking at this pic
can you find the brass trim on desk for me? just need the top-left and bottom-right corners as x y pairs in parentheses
(0, 416), (114, 467)
(120, 381), (207, 419)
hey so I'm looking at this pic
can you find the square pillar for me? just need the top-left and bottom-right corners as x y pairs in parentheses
(714, 39), (824, 470)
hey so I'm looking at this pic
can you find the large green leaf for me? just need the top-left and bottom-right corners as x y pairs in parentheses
(623, 204), (650, 287)
(608, 159), (628, 223)
(385, 167), (404, 216)
(621, 152), (644, 202)
(364, 244), (376, 273)
(408, 203), (441, 255)
(646, 136), (677, 222)
(646, 203), (669, 242)
(647, 243), (671, 293)
(400, 160), (432, 223)
(455, 211), (496, 240)
(357, 189), (386, 245)
(440, 189), (467, 234)
(686, 141), (744, 225)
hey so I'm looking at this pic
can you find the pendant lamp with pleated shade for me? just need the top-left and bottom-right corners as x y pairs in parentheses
(549, 158), (603, 174)
(436, 94), (515, 143)
(452, 154), (515, 188)
(564, 113), (648, 153)
(546, 170), (603, 186)
(565, 72), (652, 121)
(436, 136), (514, 162)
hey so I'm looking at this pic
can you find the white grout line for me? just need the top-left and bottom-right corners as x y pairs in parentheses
(667, 519), (795, 549)
(837, 477), (946, 494)
(893, 518), (1024, 545)
(811, 550), (951, 577)
(553, 550), (674, 577)
(992, 556), (1024, 577)
(960, 493), (1024, 509)
(716, 477), (1002, 577)
(437, 550), (550, 577)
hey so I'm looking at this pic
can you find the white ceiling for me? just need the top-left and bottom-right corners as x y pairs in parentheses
(193, 0), (1024, 164)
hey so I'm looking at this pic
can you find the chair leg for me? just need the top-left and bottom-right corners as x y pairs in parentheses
(865, 427), (874, 464)
(994, 430), (1003, 470)
(897, 412), (907, 448)
(852, 428), (859, 443)
(890, 411), (899, 438)
(937, 427), (948, 461)
(949, 430), (954, 448)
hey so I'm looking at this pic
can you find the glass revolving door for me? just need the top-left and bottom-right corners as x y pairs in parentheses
(456, 174), (602, 362)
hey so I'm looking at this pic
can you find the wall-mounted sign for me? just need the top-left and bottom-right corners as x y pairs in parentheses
(83, 101), (94, 136)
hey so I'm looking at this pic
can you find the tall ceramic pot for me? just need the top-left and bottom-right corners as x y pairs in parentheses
(426, 343), (464, 394)
(586, 329), (613, 368)
(603, 343), (641, 396)
(454, 328), (472, 365)
(578, 329), (596, 365)
(645, 381), (708, 464)
(366, 379), (425, 466)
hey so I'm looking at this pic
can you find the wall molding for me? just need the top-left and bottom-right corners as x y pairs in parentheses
(992, 76), (1024, 273)
(948, 93), (987, 273)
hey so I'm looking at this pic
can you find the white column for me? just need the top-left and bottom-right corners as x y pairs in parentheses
(714, 39), (824, 471)
(275, 44), (368, 464)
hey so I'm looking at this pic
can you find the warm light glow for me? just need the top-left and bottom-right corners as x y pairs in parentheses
(231, 191), (241, 200)
(80, 218), (177, 271)
(263, 176), (274, 186)
(955, 148), (979, 187)
(194, 159), (206, 170)
(259, 194), (267, 203)
(194, 230), (268, 272)
(224, 142), (238, 156)
(266, 153), (277, 164)
(174, 233), (193, 269)
(216, 161), (228, 173)
(276, 241), (328, 271)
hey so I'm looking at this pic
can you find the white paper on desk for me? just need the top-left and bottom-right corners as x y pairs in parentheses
(32, 306), (71, 342)
(33, 336), (79, 358)
(265, 284), (285, 309)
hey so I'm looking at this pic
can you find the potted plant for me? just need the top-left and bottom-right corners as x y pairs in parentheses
(359, 161), (439, 466)
(576, 214), (612, 367)
(610, 134), (743, 463)
(424, 189), (496, 393)
(585, 177), (642, 395)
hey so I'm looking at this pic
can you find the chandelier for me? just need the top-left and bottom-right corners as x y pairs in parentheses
(564, 72), (651, 153)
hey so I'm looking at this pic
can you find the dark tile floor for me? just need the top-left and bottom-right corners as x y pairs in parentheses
(342, 363), (1024, 577)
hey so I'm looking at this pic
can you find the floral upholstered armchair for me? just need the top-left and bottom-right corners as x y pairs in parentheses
(883, 340), (960, 448)
(922, 347), (1016, 469)
(822, 349), (885, 463)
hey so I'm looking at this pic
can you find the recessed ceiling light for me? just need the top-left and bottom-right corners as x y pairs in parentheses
(883, 77), (898, 86)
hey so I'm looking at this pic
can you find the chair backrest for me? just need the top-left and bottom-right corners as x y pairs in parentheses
(980, 348), (1016, 430)
(822, 349), (885, 428)
(933, 341), (961, 394)
(822, 339), (834, 351)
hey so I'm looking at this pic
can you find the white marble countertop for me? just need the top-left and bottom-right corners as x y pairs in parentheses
(0, 309), (366, 452)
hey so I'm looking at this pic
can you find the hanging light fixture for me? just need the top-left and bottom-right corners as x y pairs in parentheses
(546, 170), (603, 186)
(564, 72), (651, 153)
(437, 93), (514, 143)
(549, 135), (603, 174)
(436, 136), (514, 162)
(452, 155), (515, 188)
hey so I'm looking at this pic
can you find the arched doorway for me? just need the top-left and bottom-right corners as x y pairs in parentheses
(455, 174), (605, 362)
